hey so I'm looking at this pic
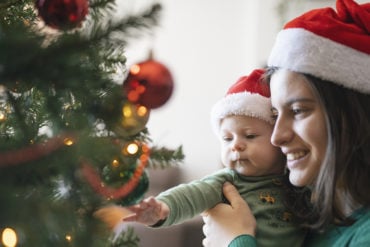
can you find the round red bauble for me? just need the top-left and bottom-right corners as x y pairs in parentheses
(123, 59), (174, 109)
(35, 0), (89, 30)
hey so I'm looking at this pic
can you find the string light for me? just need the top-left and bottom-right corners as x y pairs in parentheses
(130, 64), (140, 75)
(65, 234), (72, 242)
(122, 104), (133, 118)
(1, 228), (17, 247)
(63, 138), (74, 146)
(137, 105), (147, 117)
(125, 142), (139, 155)
(112, 159), (119, 167)
(0, 112), (6, 122)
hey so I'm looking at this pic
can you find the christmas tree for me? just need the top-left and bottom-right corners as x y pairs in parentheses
(0, 0), (184, 246)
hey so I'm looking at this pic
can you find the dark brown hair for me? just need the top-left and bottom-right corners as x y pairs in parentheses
(265, 67), (370, 230)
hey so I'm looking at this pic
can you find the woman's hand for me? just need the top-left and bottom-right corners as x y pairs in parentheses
(202, 182), (256, 247)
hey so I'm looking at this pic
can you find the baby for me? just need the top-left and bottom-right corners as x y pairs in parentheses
(101, 69), (306, 246)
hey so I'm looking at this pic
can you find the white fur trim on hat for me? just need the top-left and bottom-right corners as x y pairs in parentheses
(268, 28), (370, 94)
(210, 91), (273, 136)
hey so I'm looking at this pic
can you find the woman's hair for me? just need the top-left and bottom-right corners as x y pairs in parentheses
(265, 67), (370, 230)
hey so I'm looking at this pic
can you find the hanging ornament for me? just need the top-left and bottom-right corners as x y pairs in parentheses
(35, 0), (89, 30)
(113, 101), (150, 137)
(123, 58), (174, 109)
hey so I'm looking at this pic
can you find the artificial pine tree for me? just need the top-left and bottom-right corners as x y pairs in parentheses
(0, 0), (184, 246)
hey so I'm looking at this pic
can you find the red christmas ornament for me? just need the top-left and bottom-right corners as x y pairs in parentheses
(123, 59), (174, 109)
(35, 0), (89, 30)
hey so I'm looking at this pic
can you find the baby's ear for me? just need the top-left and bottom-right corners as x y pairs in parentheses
(94, 205), (133, 230)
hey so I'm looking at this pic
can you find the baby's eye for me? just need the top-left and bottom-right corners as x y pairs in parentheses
(222, 136), (233, 142)
(245, 134), (257, 139)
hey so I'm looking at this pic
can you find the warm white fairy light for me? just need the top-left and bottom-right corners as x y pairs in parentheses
(65, 234), (72, 242)
(0, 111), (6, 121)
(112, 159), (119, 167)
(122, 104), (132, 118)
(126, 142), (139, 155)
(2, 227), (17, 247)
(63, 138), (74, 146)
(136, 105), (147, 117)
(130, 64), (140, 75)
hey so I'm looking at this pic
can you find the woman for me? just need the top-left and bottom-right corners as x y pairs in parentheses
(201, 0), (370, 246)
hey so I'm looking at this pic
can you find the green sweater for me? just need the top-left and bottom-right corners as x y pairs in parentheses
(229, 208), (370, 247)
(155, 168), (305, 247)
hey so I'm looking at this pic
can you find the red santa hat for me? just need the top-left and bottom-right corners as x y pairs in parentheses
(210, 69), (273, 135)
(268, 0), (370, 94)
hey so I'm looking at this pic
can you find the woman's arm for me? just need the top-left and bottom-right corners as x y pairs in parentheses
(202, 182), (257, 247)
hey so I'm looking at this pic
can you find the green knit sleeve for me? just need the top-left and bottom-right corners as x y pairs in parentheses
(155, 169), (233, 227)
(229, 235), (257, 247)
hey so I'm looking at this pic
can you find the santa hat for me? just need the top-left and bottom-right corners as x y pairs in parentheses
(210, 69), (273, 135)
(268, 0), (370, 94)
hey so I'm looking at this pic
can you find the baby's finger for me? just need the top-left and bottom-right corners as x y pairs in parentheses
(122, 213), (138, 222)
(146, 197), (158, 206)
(126, 204), (142, 212)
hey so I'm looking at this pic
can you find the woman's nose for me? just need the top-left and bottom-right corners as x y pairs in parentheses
(271, 116), (292, 147)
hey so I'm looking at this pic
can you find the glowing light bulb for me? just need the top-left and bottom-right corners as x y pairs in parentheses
(2, 228), (17, 247)
(126, 143), (139, 155)
(0, 112), (6, 122)
(122, 105), (133, 117)
(137, 106), (147, 117)
(63, 138), (74, 146)
(112, 159), (119, 167)
(65, 234), (72, 242)
(130, 64), (140, 74)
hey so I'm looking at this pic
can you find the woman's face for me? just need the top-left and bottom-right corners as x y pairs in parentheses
(270, 69), (328, 187)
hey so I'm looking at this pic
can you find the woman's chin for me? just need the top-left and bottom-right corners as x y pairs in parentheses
(289, 172), (308, 187)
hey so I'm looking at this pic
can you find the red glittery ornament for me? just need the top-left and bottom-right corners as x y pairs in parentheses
(35, 0), (89, 30)
(123, 59), (174, 109)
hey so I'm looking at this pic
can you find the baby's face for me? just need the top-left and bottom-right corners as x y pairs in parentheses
(219, 115), (284, 177)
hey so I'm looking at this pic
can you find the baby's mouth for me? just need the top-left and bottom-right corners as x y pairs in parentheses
(235, 159), (248, 168)
(231, 152), (240, 162)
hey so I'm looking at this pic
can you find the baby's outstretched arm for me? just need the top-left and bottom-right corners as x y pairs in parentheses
(123, 196), (170, 226)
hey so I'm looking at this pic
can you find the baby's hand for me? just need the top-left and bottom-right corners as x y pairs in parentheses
(123, 196), (170, 226)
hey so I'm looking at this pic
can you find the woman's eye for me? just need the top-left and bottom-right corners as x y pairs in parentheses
(271, 109), (278, 121)
(292, 108), (305, 115)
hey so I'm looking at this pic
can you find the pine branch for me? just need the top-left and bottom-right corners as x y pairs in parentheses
(110, 227), (140, 247)
(0, 3), (162, 93)
(0, 0), (24, 9)
(89, 0), (117, 19)
(82, 3), (162, 49)
(148, 146), (185, 169)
